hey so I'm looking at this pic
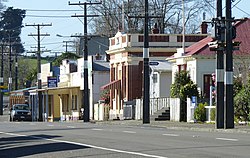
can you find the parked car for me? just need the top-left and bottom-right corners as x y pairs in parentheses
(10, 104), (32, 121)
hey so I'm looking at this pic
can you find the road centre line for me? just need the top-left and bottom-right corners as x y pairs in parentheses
(0, 131), (168, 158)
(162, 134), (179, 137)
(123, 131), (136, 134)
(216, 138), (238, 141)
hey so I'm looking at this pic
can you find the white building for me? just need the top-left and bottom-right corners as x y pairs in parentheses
(32, 56), (110, 121)
(149, 60), (172, 98)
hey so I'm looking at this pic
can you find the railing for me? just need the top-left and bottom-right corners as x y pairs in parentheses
(135, 97), (180, 120)
(150, 98), (170, 115)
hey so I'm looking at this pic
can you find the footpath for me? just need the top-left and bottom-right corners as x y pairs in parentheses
(95, 119), (250, 134)
(1, 112), (250, 134)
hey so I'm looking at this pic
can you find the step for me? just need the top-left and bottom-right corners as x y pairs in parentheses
(161, 111), (170, 116)
(158, 115), (170, 119)
(150, 107), (170, 121)
(155, 116), (170, 121)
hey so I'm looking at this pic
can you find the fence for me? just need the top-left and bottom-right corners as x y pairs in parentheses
(187, 98), (216, 123)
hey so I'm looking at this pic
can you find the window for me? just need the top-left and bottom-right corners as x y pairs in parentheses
(152, 74), (157, 83)
(72, 95), (77, 110)
(48, 95), (53, 116)
(203, 74), (212, 98)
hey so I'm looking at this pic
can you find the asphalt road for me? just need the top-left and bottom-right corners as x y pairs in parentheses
(0, 122), (250, 158)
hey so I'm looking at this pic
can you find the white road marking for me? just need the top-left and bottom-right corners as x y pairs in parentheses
(216, 138), (238, 141)
(47, 124), (54, 127)
(0, 131), (168, 158)
(192, 135), (200, 138)
(91, 128), (103, 131)
(0, 132), (25, 137)
(123, 131), (136, 134)
(67, 126), (75, 128)
(162, 134), (179, 137)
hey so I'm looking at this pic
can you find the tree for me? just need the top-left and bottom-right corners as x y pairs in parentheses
(170, 70), (199, 122)
(0, 7), (26, 88)
(0, 0), (6, 11)
(90, 0), (215, 36)
(52, 52), (80, 67)
(0, 7), (26, 53)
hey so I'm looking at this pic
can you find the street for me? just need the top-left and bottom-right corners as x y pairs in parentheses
(0, 122), (250, 158)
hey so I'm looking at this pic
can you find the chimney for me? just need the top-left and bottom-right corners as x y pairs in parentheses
(151, 23), (159, 34)
(95, 53), (101, 60)
(200, 22), (208, 34)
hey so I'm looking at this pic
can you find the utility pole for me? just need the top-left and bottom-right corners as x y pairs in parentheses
(143, 0), (150, 124)
(128, 2), (161, 124)
(0, 44), (4, 115)
(215, 0), (224, 129)
(63, 40), (75, 53)
(8, 41), (12, 92)
(69, 1), (101, 122)
(26, 23), (52, 122)
(225, 0), (234, 129)
(50, 52), (59, 58)
(15, 49), (18, 90)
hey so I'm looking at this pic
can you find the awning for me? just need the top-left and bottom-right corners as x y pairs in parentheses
(101, 80), (121, 90)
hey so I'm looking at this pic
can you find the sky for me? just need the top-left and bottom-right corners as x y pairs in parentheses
(3, 0), (250, 57)
(4, 0), (85, 56)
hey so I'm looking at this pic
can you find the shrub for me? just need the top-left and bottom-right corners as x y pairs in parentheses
(194, 102), (207, 122)
(234, 87), (250, 121)
(210, 107), (216, 121)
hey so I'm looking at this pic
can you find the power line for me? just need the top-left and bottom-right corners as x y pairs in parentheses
(26, 15), (72, 18)
(26, 23), (52, 122)
(69, 0), (102, 123)
(25, 9), (83, 12)
(235, 6), (250, 17)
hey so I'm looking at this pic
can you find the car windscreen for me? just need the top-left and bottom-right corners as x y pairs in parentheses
(14, 105), (30, 110)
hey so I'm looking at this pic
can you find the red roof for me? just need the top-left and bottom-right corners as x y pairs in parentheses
(100, 80), (121, 90)
(233, 18), (250, 55)
(183, 18), (250, 56)
(185, 37), (213, 56)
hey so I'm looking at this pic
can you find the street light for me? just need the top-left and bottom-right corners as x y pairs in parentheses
(56, 34), (71, 38)
(56, 34), (77, 54)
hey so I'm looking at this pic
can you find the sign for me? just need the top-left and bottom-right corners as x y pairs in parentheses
(47, 76), (58, 88)
(191, 96), (197, 104)
(149, 61), (159, 66)
(1, 89), (9, 93)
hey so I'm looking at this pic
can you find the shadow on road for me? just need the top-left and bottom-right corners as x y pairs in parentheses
(0, 134), (90, 157)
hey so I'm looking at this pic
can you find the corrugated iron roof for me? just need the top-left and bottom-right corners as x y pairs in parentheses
(180, 18), (250, 57)
(185, 37), (213, 56)
(149, 60), (172, 72)
(92, 61), (110, 71)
